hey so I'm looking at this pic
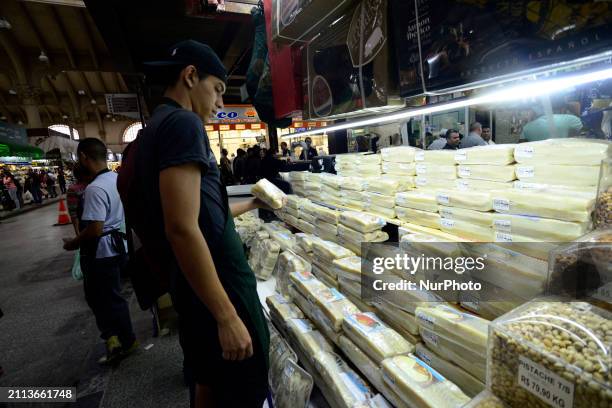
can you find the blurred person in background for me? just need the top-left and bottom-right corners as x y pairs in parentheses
(233, 148), (247, 184)
(219, 148), (234, 185)
(2, 170), (19, 210)
(482, 125), (495, 144)
(443, 129), (461, 150)
(460, 122), (487, 148)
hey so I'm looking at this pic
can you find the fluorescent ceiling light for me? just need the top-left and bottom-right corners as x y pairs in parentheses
(285, 67), (612, 139)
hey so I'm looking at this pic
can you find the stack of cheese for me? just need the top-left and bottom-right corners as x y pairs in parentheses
(454, 144), (517, 191)
(280, 194), (306, 228)
(234, 210), (264, 246)
(318, 173), (344, 207)
(274, 249), (312, 298)
(266, 293), (304, 327)
(338, 176), (369, 211)
(310, 203), (341, 242)
(303, 172), (323, 202)
(289, 171), (309, 196)
(310, 238), (355, 288)
(414, 150), (458, 190)
(295, 200), (318, 235)
(331, 256), (375, 313)
(395, 189), (441, 230)
(414, 305), (489, 384)
(334, 153), (382, 178)
(337, 211), (389, 255)
(248, 237), (281, 280)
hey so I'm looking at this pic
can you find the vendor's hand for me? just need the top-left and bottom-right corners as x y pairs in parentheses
(217, 315), (253, 361)
(252, 197), (271, 210)
(63, 238), (78, 251)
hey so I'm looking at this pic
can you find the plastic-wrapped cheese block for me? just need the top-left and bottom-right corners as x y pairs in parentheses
(491, 189), (594, 222)
(286, 318), (334, 358)
(439, 219), (494, 242)
(419, 326), (486, 381)
(415, 176), (457, 190)
(455, 178), (513, 191)
(313, 352), (374, 408)
(396, 190), (438, 212)
(342, 177), (370, 191)
(416, 163), (458, 180)
(381, 146), (418, 163)
(284, 205), (299, 218)
(295, 233), (318, 253)
(336, 152), (381, 164)
(462, 391), (506, 408)
(513, 180), (597, 196)
(399, 224), (468, 242)
(491, 213), (589, 241)
(415, 305), (489, 355)
(364, 192), (395, 208)
(255, 239), (281, 279)
(382, 355), (471, 408)
(372, 300), (419, 335)
(365, 176), (415, 194)
(337, 336), (410, 408)
(438, 206), (494, 228)
(415, 344), (485, 398)
(366, 204), (396, 220)
(339, 211), (386, 233)
(266, 294), (304, 321)
(332, 256), (362, 281)
(396, 207), (441, 229)
(291, 171), (309, 181)
(316, 221), (338, 237)
(342, 312), (414, 363)
(289, 270), (327, 296)
(415, 149), (457, 164)
(263, 222), (291, 236)
(271, 231), (297, 252)
(284, 214), (299, 227)
(342, 198), (367, 211)
(311, 238), (355, 260)
(436, 189), (493, 212)
(313, 287), (360, 332)
(252, 178), (286, 209)
(515, 164), (601, 187)
(311, 267), (338, 290)
(286, 194), (307, 209)
(320, 173), (345, 188)
(454, 144), (516, 165)
(382, 162), (417, 175)
(337, 224), (388, 243)
(296, 219), (315, 234)
(273, 359), (314, 408)
(457, 165), (516, 182)
(341, 189), (367, 202)
(513, 138), (611, 165)
(304, 181), (323, 192)
(298, 211), (316, 225)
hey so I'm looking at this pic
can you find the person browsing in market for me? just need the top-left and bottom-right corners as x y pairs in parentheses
(299, 137), (317, 160)
(460, 122), (487, 148)
(280, 141), (290, 157)
(123, 40), (273, 408)
(428, 129), (448, 150)
(481, 125), (495, 144)
(63, 138), (137, 364)
(443, 129), (461, 150)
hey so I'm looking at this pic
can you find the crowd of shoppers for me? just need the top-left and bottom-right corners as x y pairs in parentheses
(1, 168), (67, 211)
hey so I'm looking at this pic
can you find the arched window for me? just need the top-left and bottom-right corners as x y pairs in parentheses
(49, 124), (79, 140)
(123, 122), (143, 143)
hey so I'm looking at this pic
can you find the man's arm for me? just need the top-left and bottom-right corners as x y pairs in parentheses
(63, 221), (103, 250)
(160, 163), (252, 361)
(230, 198), (261, 217)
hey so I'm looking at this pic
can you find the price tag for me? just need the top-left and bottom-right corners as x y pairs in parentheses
(515, 146), (535, 158)
(440, 219), (455, 228)
(416, 177), (428, 186)
(455, 151), (467, 162)
(458, 167), (471, 177)
(495, 232), (513, 242)
(416, 164), (427, 174)
(517, 166), (535, 178)
(439, 208), (453, 218)
(493, 198), (510, 212)
(437, 193), (450, 205)
(415, 151), (425, 161)
(456, 179), (470, 190)
(421, 329), (439, 346)
(494, 219), (512, 232)
(518, 355), (574, 408)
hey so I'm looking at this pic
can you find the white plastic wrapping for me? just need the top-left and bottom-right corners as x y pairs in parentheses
(515, 164), (601, 187)
(396, 206), (441, 229)
(364, 192), (396, 209)
(455, 179), (514, 192)
(491, 213), (589, 241)
(286, 194), (307, 209)
(438, 206), (494, 228)
(381, 162), (417, 176)
(457, 165), (516, 182)
(372, 300), (419, 335)
(491, 189), (595, 222)
(381, 146), (418, 163)
(416, 163), (458, 180)
(366, 204), (396, 220)
(290, 171), (309, 181)
(365, 176), (415, 194)
(415, 149), (457, 164)
(337, 224), (389, 243)
(395, 190), (438, 212)
(513, 138), (611, 165)
(341, 177), (369, 191)
(273, 359), (314, 408)
(513, 180), (597, 196)
(286, 318), (334, 358)
(436, 189), (493, 212)
(454, 144), (516, 165)
(252, 178), (286, 209)
(316, 221), (338, 237)
(267, 294), (304, 321)
(332, 256), (362, 281)
(439, 219), (494, 242)
(399, 224), (468, 242)
(342, 198), (367, 211)
(296, 219), (315, 234)
(339, 211), (386, 233)
(341, 189), (367, 202)
(415, 176), (457, 190)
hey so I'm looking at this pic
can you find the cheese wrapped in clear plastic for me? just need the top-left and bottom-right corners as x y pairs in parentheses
(396, 190), (438, 212)
(491, 213), (589, 241)
(298, 211), (316, 225)
(295, 233), (318, 253)
(364, 177), (414, 195)
(336, 152), (380, 164)
(266, 294), (304, 321)
(320, 173), (345, 189)
(436, 189), (493, 212)
(438, 206), (494, 228)
(316, 221), (338, 237)
(332, 256), (362, 281)
(254, 239), (281, 279)
(342, 312), (414, 363)
(381, 146), (418, 163)
(382, 162), (417, 176)
(491, 189), (594, 222)
(339, 211), (386, 233)
(415, 149), (457, 164)
(399, 224), (468, 242)
(296, 219), (315, 234)
(283, 214), (299, 228)
(311, 266), (338, 290)
(313, 352), (374, 408)
(454, 144), (516, 165)
(457, 165), (516, 182)
(286, 194), (307, 210)
(341, 177), (369, 191)
(290, 171), (309, 181)
(515, 164), (601, 187)
(312, 205), (340, 225)
(415, 176), (457, 190)
(415, 305), (489, 355)
(286, 318), (334, 358)
(251, 178), (286, 209)
(342, 198), (367, 211)
(372, 300), (419, 335)
(263, 222), (291, 236)
(271, 231), (297, 252)
(366, 204), (396, 220)
(439, 219), (494, 242)
(311, 238), (355, 260)
(381, 355), (471, 408)
(455, 178), (513, 191)
(338, 224), (389, 243)
(273, 359), (314, 408)
(396, 206), (441, 229)
(364, 192), (395, 208)
(513, 138), (611, 165)
(275, 250), (312, 297)
(341, 189), (367, 202)
(415, 343), (484, 398)
(416, 163), (457, 180)
(513, 180), (597, 196)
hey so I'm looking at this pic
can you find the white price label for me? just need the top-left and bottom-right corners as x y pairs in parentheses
(516, 146), (535, 158)
(440, 219), (455, 228)
(455, 151), (467, 162)
(456, 179), (470, 190)
(416, 164), (427, 174)
(415, 151), (425, 161)
(421, 329), (439, 346)
(518, 355), (574, 408)
(416, 177), (428, 186)
(517, 166), (535, 178)
(437, 193), (450, 205)
(495, 232), (513, 242)
(493, 198), (510, 212)
(494, 219), (512, 232)
(458, 167), (471, 177)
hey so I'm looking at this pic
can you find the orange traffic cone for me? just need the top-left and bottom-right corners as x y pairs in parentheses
(55, 198), (71, 226)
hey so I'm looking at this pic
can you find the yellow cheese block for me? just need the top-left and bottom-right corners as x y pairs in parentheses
(339, 211), (386, 233)
(491, 213), (589, 241)
(415, 149), (457, 164)
(289, 287), (340, 344)
(372, 300), (420, 335)
(286, 194), (308, 209)
(463, 391), (506, 407)
(266, 294), (304, 321)
(436, 189), (493, 212)
(399, 223), (468, 242)
(335, 152), (381, 164)
(332, 256), (362, 280)
(365, 176), (416, 194)
(341, 177), (369, 191)
(438, 206), (494, 228)
(454, 144), (516, 165)
(415, 343), (485, 398)
(513, 138), (611, 165)
(296, 219), (315, 234)
(457, 164), (516, 182)
(512, 180), (596, 196)
(336, 236), (362, 256)
(342, 312), (414, 363)
(262, 222), (291, 235)
(342, 197), (367, 211)
(439, 219), (494, 242)
(515, 164), (601, 187)
(416, 163), (458, 180)
(286, 318), (334, 357)
(311, 238), (354, 260)
(312, 205), (340, 224)
(316, 221), (338, 238)
(364, 192), (395, 208)
(490, 189), (594, 222)
(381, 355), (471, 408)
(366, 203), (396, 220)
(382, 161), (417, 176)
(271, 231), (298, 252)
(290, 171), (309, 181)
(455, 178), (513, 191)
(337, 224), (388, 243)
(396, 206), (441, 229)
(415, 176), (457, 190)
(311, 265), (338, 289)
(295, 233), (318, 253)
(396, 190), (439, 212)
(381, 146), (418, 163)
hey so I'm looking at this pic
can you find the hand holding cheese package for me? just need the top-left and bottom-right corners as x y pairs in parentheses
(414, 305), (489, 355)
(342, 312), (414, 363)
(436, 189), (493, 212)
(414, 343), (485, 398)
(396, 206), (441, 229)
(251, 178), (286, 209)
(339, 211), (386, 233)
(313, 352), (374, 408)
(491, 189), (595, 222)
(296, 219), (315, 234)
(454, 144), (516, 165)
(381, 146), (418, 163)
(514, 138), (611, 165)
(381, 355), (471, 408)
(266, 294), (304, 322)
(416, 149), (457, 164)
(396, 190), (438, 212)
(438, 206), (494, 228)
(416, 163), (458, 180)
(457, 165), (516, 182)
(515, 164), (601, 187)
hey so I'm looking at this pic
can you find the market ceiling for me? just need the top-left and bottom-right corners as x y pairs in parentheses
(0, 0), (256, 127)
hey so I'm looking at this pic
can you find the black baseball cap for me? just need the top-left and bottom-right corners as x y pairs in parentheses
(144, 40), (227, 83)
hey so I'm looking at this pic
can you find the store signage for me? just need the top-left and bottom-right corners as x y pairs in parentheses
(105, 93), (140, 119)
(0, 122), (27, 146)
(204, 123), (266, 132)
(0, 156), (31, 164)
(209, 105), (260, 124)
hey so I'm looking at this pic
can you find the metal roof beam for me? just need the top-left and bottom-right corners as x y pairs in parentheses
(49, 5), (76, 69)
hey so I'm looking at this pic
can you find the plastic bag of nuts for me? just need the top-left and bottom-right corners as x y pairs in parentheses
(488, 299), (611, 408)
(594, 159), (612, 230)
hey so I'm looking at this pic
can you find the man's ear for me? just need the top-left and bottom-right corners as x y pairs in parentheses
(184, 65), (197, 89)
